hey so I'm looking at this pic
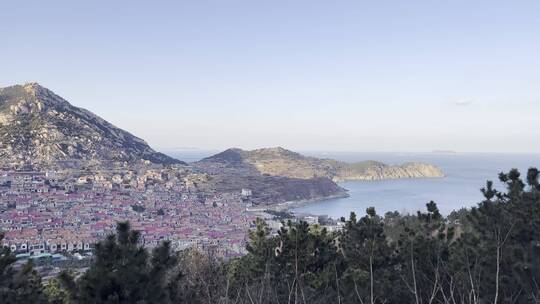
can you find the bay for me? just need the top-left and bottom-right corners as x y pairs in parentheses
(294, 152), (540, 218)
(167, 150), (540, 218)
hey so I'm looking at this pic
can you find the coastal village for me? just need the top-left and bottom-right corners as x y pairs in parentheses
(0, 164), (341, 271)
(0, 83), (438, 277)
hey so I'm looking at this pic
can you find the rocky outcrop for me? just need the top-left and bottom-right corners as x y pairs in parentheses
(0, 83), (183, 168)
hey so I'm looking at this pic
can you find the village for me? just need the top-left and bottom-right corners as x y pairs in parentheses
(0, 167), (341, 268)
(0, 168), (258, 261)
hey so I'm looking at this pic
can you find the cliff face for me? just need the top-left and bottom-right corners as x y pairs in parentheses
(198, 147), (445, 182)
(0, 83), (183, 168)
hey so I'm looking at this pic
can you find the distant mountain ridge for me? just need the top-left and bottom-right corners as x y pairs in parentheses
(0, 83), (183, 168)
(198, 147), (444, 182)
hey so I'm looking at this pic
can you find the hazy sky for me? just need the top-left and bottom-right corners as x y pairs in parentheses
(1, 1), (539, 153)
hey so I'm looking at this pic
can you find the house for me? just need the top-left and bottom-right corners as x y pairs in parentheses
(241, 189), (252, 197)
(29, 242), (46, 255)
(303, 216), (318, 225)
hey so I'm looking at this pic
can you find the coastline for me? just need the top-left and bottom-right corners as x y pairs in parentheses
(246, 174), (446, 216)
(247, 192), (350, 213)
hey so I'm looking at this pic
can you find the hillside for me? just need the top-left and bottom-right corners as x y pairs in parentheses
(192, 148), (347, 204)
(0, 83), (345, 204)
(197, 147), (444, 182)
(0, 83), (183, 169)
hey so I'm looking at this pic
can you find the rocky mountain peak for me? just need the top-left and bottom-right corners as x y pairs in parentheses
(0, 83), (70, 121)
(0, 83), (183, 169)
(22, 82), (45, 94)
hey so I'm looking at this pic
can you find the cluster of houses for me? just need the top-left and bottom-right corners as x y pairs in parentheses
(0, 169), (257, 259)
(0, 167), (343, 263)
(3, 237), (92, 255)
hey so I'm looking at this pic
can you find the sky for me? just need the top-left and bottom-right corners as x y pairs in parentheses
(1, 0), (539, 153)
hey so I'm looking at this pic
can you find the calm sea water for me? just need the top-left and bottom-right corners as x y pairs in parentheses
(167, 150), (540, 218)
(296, 152), (540, 218)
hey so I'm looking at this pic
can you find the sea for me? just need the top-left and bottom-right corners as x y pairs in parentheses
(167, 150), (540, 219)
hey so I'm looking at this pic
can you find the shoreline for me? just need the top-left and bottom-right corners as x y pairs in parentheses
(246, 175), (445, 215)
(247, 192), (350, 213)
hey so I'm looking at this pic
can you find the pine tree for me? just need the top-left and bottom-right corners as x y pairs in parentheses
(339, 208), (402, 304)
(60, 221), (180, 304)
(0, 232), (46, 304)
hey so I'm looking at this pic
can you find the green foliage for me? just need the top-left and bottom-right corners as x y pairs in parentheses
(59, 222), (180, 304)
(43, 278), (69, 304)
(339, 208), (402, 303)
(0, 233), (47, 303)
(263, 209), (294, 220)
(219, 167), (540, 303)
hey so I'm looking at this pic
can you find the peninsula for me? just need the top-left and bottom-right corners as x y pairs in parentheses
(196, 147), (444, 182)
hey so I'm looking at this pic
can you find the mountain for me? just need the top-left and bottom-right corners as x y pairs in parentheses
(0, 83), (183, 168)
(193, 147), (348, 205)
(197, 147), (444, 182)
